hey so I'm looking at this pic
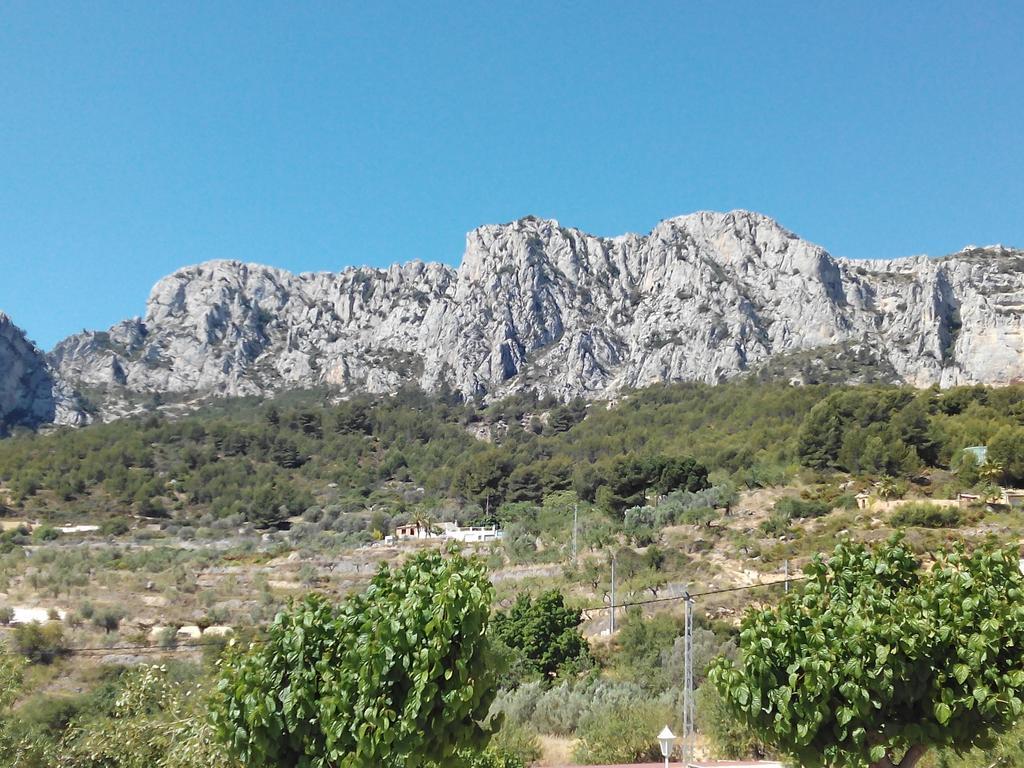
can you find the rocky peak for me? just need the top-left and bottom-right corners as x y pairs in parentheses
(24, 210), (1024, 423)
(0, 313), (87, 432)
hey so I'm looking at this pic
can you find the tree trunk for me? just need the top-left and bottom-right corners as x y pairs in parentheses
(870, 744), (928, 768)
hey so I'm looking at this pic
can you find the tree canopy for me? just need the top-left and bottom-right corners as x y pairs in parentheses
(710, 538), (1024, 768)
(491, 590), (591, 679)
(212, 551), (498, 768)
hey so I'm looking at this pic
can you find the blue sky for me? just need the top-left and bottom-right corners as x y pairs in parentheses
(1, 2), (1022, 349)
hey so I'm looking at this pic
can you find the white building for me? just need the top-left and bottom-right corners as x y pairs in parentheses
(392, 521), (503, 543)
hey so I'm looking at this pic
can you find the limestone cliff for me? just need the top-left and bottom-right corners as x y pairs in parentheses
(36, 211), (1024, 418)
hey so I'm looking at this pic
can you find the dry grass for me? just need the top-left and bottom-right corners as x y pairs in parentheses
(536, 735), (576, 766)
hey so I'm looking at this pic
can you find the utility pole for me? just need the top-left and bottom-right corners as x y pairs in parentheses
(572, 504), (578, 564)
(609, 555), (617, 634)
(682, 590), (696, 765)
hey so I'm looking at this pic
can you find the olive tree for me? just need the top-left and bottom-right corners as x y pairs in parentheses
(213, 551), (498, 767)
(710, 538), (1024, 768)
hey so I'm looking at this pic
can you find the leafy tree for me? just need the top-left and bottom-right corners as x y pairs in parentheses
(987, 426), (1024, 484)
(710, 538), (1024, 768)
(54, 665), (237, 768)
(491, 590), (591, 678)
(12, 622), (67, 665)
(213, 552), (498, 768)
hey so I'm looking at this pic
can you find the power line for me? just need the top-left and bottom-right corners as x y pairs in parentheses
(44, 572), (807, 656)
(578, 574), (806, 613)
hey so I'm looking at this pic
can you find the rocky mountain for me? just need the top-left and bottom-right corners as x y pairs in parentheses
(0, 314), (87, 432)
(16, 210), (1024, 422)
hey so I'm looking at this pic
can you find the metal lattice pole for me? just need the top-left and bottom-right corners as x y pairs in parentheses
(682, 590), (696, 765)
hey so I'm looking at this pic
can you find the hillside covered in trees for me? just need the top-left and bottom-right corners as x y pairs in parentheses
(2, 382), (1023, 533)
(3, 381), (1024, 767)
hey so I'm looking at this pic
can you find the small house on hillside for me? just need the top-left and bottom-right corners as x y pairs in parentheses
(390, 522), (503, 544)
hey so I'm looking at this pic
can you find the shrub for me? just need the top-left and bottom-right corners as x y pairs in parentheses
(759, 512), (791, 537)
(31, 525), (59, 543)
(0, 606), (13, 625)
(891, 502), (960, 529)
(13, 621), (68, 664)
(773, 496), (831, 520)
(696, 684), (766, 759)
(486, 721), (542, 766)
(100, 519), (130, 537)
(572, 698), (673, 764)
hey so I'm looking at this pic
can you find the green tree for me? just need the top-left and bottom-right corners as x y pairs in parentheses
(710, 538), (1024, 768)
(491, 590), (591, 678)
(987, 426), (1024, 484)
(55, 665), (237, 768)
(12, 622), (67, 665)
(212, 552), (498, 768)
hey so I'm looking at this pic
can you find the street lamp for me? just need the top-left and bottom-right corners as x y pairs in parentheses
(658, 725), (677, 767)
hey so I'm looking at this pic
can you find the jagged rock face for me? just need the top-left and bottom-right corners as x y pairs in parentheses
(0, 314), (87, 431)
(47, 211), (1024, 412)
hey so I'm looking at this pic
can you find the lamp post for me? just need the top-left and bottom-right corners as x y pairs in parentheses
(658, 725), (677, 768)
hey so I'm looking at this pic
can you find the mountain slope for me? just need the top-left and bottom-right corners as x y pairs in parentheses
(0, 313), (87, 432)
(37, 210), (1024, 416)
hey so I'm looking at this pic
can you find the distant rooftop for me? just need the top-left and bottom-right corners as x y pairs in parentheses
(963, 446), (988, 465)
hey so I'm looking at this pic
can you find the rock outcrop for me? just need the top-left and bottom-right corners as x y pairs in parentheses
(0, 314), (87, 432)
(32, 210), (1024, 418)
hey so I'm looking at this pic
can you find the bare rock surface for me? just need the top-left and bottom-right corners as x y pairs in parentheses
(7, 210), (1024, 423)
(0, 313), (87, 431)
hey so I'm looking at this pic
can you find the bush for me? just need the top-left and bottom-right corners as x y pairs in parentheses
(696, 684), (766, 759)
(572, 698), (673, 764)
(891, 502), (960, 529)
(486, 721), (542, 766)
(100, 519), (131, 537)
(0, 606), (13, 625)
(759, 512), (791, 537)
(623, 505), (657, 545)
(773, 496), (831, 520)
(13, 621), (68, 664)
(31, 525), (59, 543)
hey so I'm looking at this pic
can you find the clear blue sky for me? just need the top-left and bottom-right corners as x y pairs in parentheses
(2, 2), (1022, 349)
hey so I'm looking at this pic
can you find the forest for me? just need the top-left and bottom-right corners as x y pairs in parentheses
(2, 381), (1022, 533)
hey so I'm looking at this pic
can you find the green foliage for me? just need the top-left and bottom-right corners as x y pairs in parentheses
(571, 697), (673, 764)
(798, 389), (939, 475)
(9, 382), (1023, 530)
(710, 538), (1024, 768)
(696, 684), (767, 759)
(491, 590), (591, 680)
(773, 496), (832, 520)
(54, 665), (237, 768)
(213, 552), (498, 768)
(986, 426), (1024, 485)
(890, 503), (961, 529)
(12, 622), (67, 665)
(590, 454), (709, 515)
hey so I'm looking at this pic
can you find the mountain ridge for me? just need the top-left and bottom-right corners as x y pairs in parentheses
(4, 210), (1024, 428)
